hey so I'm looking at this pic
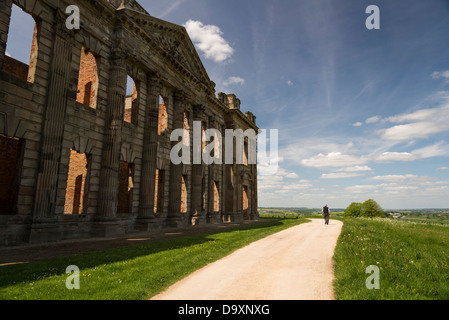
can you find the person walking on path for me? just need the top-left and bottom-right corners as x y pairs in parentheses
(322, 204), (330, 225)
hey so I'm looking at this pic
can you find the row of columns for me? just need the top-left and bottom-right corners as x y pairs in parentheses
(29, 25), (256, 241)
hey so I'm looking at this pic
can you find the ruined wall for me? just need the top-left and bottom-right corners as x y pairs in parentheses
(0, 0), (258, 246)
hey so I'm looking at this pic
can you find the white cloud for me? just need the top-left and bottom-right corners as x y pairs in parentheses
(352, 122), (363, 127)
(437, 167), (449, 170)
(223, 76), (245, 87)
(375, 152), (417, 162)
(411, 142), (449, 159)
(431, 70), (449, 81)
(184, 20), (234, 62)
(370, 174), (437, 184)
(344, 185), (378, 194)
(379, 122), (449, 141)
(337, 165), (372, 172)
(379, 103), (449, 141)
(386, 105), (449, 123)
(287, 80), (294, 86)
(370, 174), (418, 181)
(321, 172), (365, 179)
(301, 152), (368, 168)
(366, 116), (380, 124)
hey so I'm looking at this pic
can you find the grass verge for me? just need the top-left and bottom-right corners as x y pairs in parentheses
(333, 217), (449, 300)
(0, 218), (306, 300)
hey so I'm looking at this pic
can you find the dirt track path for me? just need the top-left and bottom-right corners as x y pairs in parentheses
(151, 219), (343, 300)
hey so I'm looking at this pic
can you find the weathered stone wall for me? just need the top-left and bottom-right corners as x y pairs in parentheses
(0, 0), (259, 246)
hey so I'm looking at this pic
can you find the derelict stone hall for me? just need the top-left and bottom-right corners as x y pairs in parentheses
(0, 0), (258, 246)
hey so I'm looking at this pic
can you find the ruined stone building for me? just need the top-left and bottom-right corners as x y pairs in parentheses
(0, 0), (258, 246)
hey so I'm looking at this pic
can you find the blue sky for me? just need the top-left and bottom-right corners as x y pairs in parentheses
(6, 1), (449, 209)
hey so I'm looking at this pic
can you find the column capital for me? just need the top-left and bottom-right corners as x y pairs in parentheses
(192, 104), (206, 121)
(173, 90), (188, 105)
(147, 72), (163, 94)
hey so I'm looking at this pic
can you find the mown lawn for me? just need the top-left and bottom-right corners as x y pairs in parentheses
(0, 218), (306, 300)
(333, 217), (449, 300)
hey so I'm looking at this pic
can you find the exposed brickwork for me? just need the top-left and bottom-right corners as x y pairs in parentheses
(158, 99), (168, 135)
(2, 56), (29, 80)
(76, 49), (98, 109)
(64, 149), (88, 215)
(0, 0), (258, 246)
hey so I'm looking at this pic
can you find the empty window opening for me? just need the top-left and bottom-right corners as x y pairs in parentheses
(181, 175), (188, 213)
(201, 125), (206, 153)
(213, 181), (219, 212)
(158, 96), (168, 136)
(242, 186), (249, 219)
(117, 161), (134, 213)
(154, 169), (165, 213)
(64, 149), (90, 215)
(244, 140), (248, 166)
(76, 47), (98, 109)
(183, 111), (190, 147)
(124, 75), (138, 124)
(2, 4), (38, 82)
(0, 134), (24, 215)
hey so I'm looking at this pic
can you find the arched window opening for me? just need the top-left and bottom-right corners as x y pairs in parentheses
(158, 96), (168, 135)
(124, 75), (138, 124)
(76, 47), (98, 109)
(2, 5), (38, 83)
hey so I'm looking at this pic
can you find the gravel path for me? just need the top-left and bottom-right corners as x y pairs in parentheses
(151, 219), (343, 300)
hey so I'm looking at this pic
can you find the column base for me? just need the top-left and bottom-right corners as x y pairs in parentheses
(91, 218), (125, 238)
(164, 214), (187, 228)
(136, 217), (161, 232)
(29, 220), (62, 244)
(222, 212), (244, 223)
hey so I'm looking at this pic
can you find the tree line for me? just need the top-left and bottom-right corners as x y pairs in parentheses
(344, 199), (385, 218)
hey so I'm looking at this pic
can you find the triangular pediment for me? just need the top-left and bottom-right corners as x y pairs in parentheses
(119, 9), (213, 90)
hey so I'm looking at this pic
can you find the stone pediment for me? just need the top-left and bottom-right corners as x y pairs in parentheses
(118, 8), (213, 90)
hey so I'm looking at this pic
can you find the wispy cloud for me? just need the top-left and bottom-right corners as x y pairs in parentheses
(184, 20), (234, 63)
(321, 172), (365, 179)
(301, 152), (368, 168)
(375, 152), (416, 162)
(366, 116), (380, 124)
(223, 76), (245, 87)
(379, 122), (449, 141)
(431, 70), (449, 82)
(378, 101), (449, 141)
(158, 0), (185, 19)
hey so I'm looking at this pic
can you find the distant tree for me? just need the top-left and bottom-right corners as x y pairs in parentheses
(344, 199), (385, 218)
(361, 199), (385, 218)
(344, 202), (362, 217)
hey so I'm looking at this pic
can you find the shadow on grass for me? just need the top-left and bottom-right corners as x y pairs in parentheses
(0, 219), (287, 289)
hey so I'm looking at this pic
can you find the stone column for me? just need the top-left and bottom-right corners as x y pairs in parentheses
(190, 106), (205, 225)
(137, 73), (161, 231)
(94, 46), (127, 236)
(165, 91), (186, 228)
(30, 15), (74, 243)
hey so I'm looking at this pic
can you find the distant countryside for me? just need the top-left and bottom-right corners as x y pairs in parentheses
(259, 207), (449, 224)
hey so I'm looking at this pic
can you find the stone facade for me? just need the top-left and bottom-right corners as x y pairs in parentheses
(0, 0), (258, 246)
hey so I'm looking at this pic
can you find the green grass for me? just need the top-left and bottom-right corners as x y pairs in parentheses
(0, 218), (307, 300)
(333, 217), (449, 300)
